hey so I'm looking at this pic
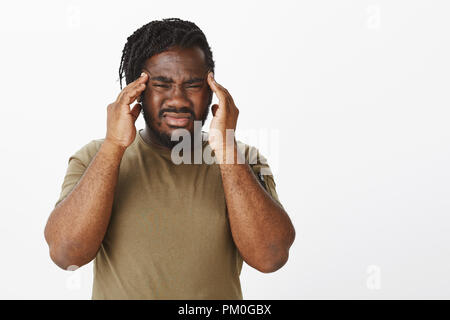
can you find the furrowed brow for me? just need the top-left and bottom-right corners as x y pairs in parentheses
(149, 76), (173, 83)
(184, 77), (205, 84)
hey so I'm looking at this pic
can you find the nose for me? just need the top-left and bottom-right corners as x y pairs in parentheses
(165, 84), (191, 110)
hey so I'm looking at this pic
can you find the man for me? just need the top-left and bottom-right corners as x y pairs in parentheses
(44, 18), (295, 299)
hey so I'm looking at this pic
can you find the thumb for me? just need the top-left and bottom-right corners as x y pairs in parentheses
(211, 104), (219, 117)
(130, 103), (142, 122)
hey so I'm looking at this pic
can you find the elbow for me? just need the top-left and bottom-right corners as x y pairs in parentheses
(258, 225), (296, 274)
(256, 249), (290, 274)
(47, 240), (93, 271)
(48, 245), (89, 271)
(44, 221), (94, 270)
(48, 248), (73, 271)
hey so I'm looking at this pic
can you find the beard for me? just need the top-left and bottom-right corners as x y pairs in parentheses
(142, 104), (210, 149)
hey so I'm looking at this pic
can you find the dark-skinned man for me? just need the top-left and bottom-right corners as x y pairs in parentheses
(44, 18), (295, 300)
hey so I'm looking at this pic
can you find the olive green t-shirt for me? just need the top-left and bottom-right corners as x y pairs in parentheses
(54, 129), (283, 300)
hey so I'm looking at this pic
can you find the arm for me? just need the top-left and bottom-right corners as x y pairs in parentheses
(206, 72), (296, 273)
(219, 145), (295, 273)
(44, 72), (148, 270)
(44, 141), (125, 269)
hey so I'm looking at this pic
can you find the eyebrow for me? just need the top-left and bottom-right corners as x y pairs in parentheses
(149, 75), (205, 84)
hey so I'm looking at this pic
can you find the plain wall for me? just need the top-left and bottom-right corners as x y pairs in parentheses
(0, 0), (449, 299)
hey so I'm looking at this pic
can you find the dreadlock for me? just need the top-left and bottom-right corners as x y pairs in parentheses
(119, 18), (215, 89)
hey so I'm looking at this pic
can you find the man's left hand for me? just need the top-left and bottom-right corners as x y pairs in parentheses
(207, 72), (240, 162)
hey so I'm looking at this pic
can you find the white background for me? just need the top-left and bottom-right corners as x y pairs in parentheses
(0, 0), (449, 299)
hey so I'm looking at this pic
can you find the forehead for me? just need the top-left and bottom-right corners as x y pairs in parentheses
(144, 46), (207, 76)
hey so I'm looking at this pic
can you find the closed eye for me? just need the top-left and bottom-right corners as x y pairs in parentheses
(152, 83), (203, 89)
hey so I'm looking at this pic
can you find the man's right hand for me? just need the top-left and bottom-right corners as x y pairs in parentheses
(105, 72), (148, 149)
(45, 74), (149, 269)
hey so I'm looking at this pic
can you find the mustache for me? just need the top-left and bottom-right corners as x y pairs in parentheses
(158, 107), (195, 119)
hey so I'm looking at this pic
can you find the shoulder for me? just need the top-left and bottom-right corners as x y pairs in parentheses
(235, 139), (283, 208)
(202, 131), (273, 175)
(68, 138), (105, 166)
(235, 139), (273, 176)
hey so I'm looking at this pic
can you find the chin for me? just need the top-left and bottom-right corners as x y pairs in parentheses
(166, 124), (194, 132)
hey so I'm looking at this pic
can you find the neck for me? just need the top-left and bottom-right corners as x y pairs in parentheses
(140, 126), (204, 152)
(140, 126), (168, 150)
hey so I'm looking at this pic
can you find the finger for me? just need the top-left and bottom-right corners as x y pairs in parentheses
(207, 73), (236, 114)
(121, 72), (148, 96)
(207, 72), (229, 103)
(118, 85), (145, 106)
(127, 84), (146, 102)
(117, 73), (147, 100)
(132, 72), (149, 85)
(117, 72), (148, 101)
(130, 103), (142, 121)
(118, 83), (146, 106)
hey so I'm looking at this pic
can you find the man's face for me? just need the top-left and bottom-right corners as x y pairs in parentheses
(140, 46), (212, 147)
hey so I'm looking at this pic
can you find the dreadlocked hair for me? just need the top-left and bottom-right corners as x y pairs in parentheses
(119, 18), (215, 89)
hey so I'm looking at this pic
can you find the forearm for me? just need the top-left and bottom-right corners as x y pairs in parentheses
(219, 146), (296, 273)
(44, 140), (125, 269)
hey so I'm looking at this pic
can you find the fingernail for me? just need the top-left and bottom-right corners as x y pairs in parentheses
(140, 72), (146, 77)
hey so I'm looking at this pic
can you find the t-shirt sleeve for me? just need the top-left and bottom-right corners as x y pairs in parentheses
(54, 139), (103, 208)
(238, 142), (284, 210)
